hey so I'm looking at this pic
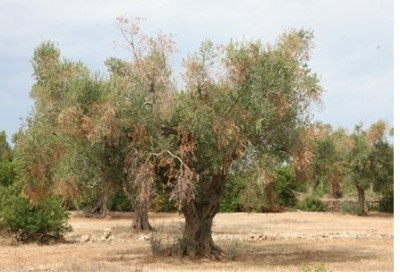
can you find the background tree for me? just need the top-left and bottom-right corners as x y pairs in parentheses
(110, 17), (177, 230)
(13, 42), (122, 218)
(307, 123), (335, 193)
(292, 121), (357, 201)
(368, 122), (393, 212)
(0, 131), (15, 187)
(328, 128), (351, 198)
(347, 120), (390, 215)
(15, 42), (66, 201)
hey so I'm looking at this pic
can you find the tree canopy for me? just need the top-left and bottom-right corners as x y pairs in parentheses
(12, 18), (323, 257)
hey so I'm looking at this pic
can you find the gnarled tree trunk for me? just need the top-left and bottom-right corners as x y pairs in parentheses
(356, 185), (367, 216)
(179, 174), (226, 259)
(91, 197), (110, 217)
(132, 204), (153, 231)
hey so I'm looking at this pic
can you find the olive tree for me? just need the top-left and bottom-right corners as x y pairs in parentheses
(16, 20), (322, 255)
(15, 41), (123, 216)
(107, 17), (177, 229)
(296, 123), (350, 198)
(158, 30), (322, 258)
(347, 120), (391, 215)
(106, 22), (322, 256)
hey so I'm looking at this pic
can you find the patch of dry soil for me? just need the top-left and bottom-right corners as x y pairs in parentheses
(0, 211), (393, 271)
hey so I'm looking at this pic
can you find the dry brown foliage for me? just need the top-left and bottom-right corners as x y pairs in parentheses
(57, 105), (84, 138)
(291, 129), (313, 179)
(367, 120), (387, 145)
(80, 103), (121, 146)
(55, 178), (80, 201)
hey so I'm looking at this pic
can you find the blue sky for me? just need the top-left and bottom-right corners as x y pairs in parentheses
(0, 0), (395, 143)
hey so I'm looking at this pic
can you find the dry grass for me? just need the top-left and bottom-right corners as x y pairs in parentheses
(0, 211), (393, 272)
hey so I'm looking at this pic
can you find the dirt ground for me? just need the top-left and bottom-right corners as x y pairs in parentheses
(0, 211), (393, 272)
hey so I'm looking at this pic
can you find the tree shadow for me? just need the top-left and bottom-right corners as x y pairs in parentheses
(236, 241), (375, 266)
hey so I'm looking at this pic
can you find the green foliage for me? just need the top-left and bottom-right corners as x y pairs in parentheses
(347, 124), (374, 190)
(296, 195), (325, 212)
(378, 189), (393, 213)
(370, 140), (393, 193)
(0, 160), (16, 187)
(14, 21), (325, 250)
(107, 189), (134, 212)
(0, 187), (72, 242)
(338, 200), (359, 214)
(225, 239), (241, 261)
(345, 122), (393, 215)
(0, 131), (13, 161)
(0, 131), (15, 187)
(220, 172), (246, 212)
(152, 187), (176, 212)
(274, 165), (298, 207)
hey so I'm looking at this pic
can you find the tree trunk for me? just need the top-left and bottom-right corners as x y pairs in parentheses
(132, 204), (153, 231)
(91, 199), (109, 217)
(179, 174), (226, 259)
(331, 175), (341, 198)
(356, 185), (367, 216)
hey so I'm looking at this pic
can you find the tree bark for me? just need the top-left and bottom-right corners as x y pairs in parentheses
(179, 174), (226, 259)
(132, 204), (153, 231)
(91, 199), (109, 217)
(356, 185), (367, 216)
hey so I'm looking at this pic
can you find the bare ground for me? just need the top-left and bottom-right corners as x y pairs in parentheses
(0, 211), (393, 272)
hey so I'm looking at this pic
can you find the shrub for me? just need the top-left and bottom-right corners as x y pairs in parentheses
(108, 189), (134, 212)
(275, 166), (298, 207)
(0, 188), (72, 243)
(378, 189), (393, 213)
(220, 173), (246, 212)
(296, 195), (325, 212)
(338, 200), (358, 214)
(261, 166), (299, 212)
(149, 232), (164, 256)
(302, 261), (328, 272)
(0, 161), (16, 186)
(225, 239), (241, 261)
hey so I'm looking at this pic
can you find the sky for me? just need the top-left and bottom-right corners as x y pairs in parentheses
(0, 0), (395, 143)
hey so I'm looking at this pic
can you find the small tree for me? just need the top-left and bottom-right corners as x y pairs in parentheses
(294, 123), (350, 198)
(347, 121), (391, 215)
(369, 124), (393, 212)
(110, 17), (177, 230)
(328, 128), (351, 198)
(0, 188), (71, 243)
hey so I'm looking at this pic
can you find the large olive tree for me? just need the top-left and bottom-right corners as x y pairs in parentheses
(155, 30), (322, 258)
(17, 19), (322, 257)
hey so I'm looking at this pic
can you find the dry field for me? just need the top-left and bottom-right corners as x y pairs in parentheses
(0, 211), (393, 272)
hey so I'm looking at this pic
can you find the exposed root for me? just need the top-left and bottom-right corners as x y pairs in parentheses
(159, 239), (224, 261)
